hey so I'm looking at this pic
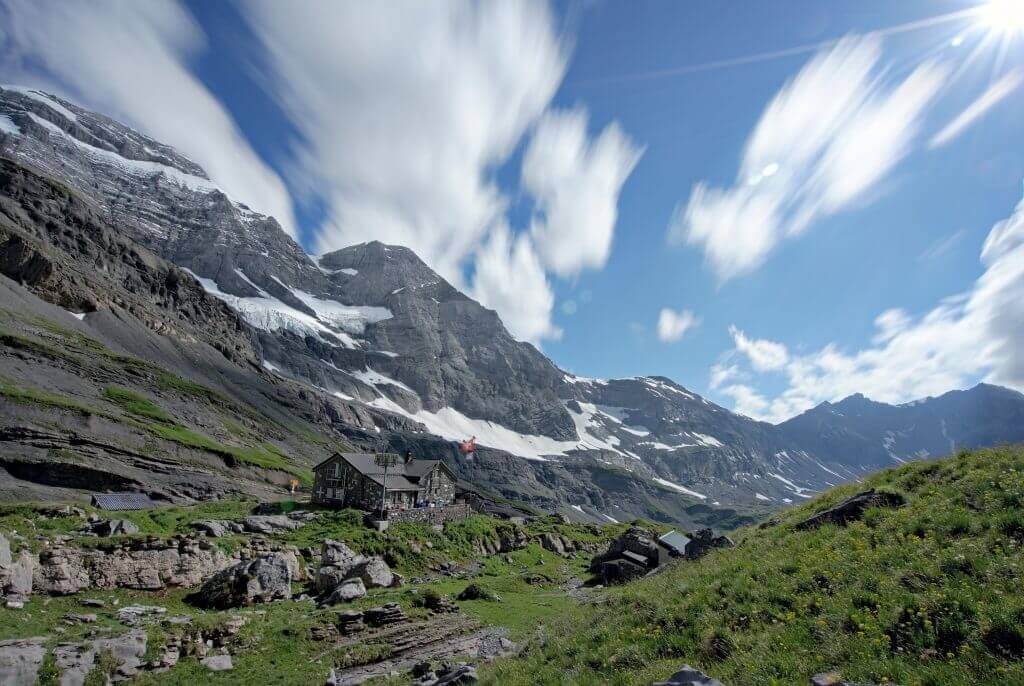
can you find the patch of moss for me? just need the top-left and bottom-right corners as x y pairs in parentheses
(103, 386), (173, 423)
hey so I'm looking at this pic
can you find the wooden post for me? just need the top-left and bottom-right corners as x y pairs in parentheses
(375, 453), (399, 519)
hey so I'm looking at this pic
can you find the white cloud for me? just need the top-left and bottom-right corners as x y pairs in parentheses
(929, 68), (1023, 149)
(239, 1), (637, 344)
(523, 108), (643, 277)
(714, 192), (1024, 423)
(668, 35), (948, 280)
(709, 362), (741, 390)
(0, 0), (297, 237)
(471, 223), (560, 345)
(729, 325), (789, 371)
(657, 308), (699, 342)
(240, 0), (565, 283)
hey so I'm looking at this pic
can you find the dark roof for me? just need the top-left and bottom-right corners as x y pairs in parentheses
(404, 460), (441, 478)
(658, 530), (691, 555)
(91, 492), (157, 511)
(365, 474), (421, 491)
(316, 453), (453, 491)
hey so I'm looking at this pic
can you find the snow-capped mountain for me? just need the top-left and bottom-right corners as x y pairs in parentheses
(3, 84), (1023, 520)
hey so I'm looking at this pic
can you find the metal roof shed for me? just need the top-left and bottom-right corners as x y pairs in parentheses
(90, 492), (157, 511)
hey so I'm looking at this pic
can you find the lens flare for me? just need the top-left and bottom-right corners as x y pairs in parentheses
(978, 0), (1024, 34)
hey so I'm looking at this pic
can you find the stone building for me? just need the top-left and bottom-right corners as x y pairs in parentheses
(312, 452), (458, 513)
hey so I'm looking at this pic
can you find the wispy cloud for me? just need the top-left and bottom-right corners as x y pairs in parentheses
(657, 308), (699, 342)
(0, 0), (298, 237)
(729, 326), (789, 371)
(239, 1), (639, 344)
(929, 69), (1023, 149)
(668, 35), (948, 281)
(918, 228), (967, 261)
(524, 108), (643, 278)
(712, 189), (1024, 423)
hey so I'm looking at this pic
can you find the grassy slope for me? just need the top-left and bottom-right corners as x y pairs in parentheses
(484, 445), (1024, 686)
(0, 311), (319, 482)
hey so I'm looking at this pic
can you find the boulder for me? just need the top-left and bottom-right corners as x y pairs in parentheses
(321, 578), (366, 605)
(353, 557), (393, 589)
(457, 583), (497, 601)
(795, 490), (905, 530)
(201, 654), (234, 672)
(0, 637), (45, 686)
(539, 532), (567, 556)
(191, 520), (235, 537)
(415, 663), (478, 685)
(321, 540), (363, 569)
(242, 515), (302, 534)
(652, 664), (724, 686)
(0, 550), (34, 600)
(317, 565), (350, 594)
(685, 529), (734, 560)
(85, 519), (140, 537)
(0, 533), (10, 566)
(189, 554), (292, 609)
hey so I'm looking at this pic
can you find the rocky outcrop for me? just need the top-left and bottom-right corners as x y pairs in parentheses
(53, 629), (149, 684)
(795, 490), (906, 530)
(0, 533), (34, 604)
(83, 519), (140, 537)
(34, 538), (231, 594)
(537, 532), (577, 557)
(188, 553), (292, 609)
(473, 526), (528, 556)
(652, 664), (723, 686)
(0, 637), (45, 686)
(684, 528), (734, 560)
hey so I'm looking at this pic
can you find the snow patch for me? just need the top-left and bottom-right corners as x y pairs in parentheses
(0, 114), (20, 135)
(3, 85), (78, 122)
(755, 493), (772, 502)
(262, 360), (280, 373)
(63, 309), (86, 321)
(25, 112), (218, 193)
(290, 287), (392, 334)
(349, 367), (416, 395)
(653, 477), (707, 500)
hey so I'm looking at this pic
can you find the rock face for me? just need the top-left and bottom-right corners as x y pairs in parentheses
(795, 490), (906, 531)
(189, 554), (292, 609)
(538, 532), (577, 557)
(0, 532), (34, 601)
(34, 539), (230, 594)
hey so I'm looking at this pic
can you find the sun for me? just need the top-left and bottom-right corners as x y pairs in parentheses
(978, 0), (1024, 33)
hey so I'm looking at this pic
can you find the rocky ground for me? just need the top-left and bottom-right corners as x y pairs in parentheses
(0, 499), (638, 684)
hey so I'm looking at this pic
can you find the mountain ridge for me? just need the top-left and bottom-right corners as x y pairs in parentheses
(2, 84), (1023, 521)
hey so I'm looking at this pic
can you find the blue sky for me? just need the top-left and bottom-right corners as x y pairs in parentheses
(2, 0), (1023, 422)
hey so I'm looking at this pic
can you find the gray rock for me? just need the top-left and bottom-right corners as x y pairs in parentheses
(321, 540), (363, 569)
(685, 529), (734, 560)
(0, 637), (45, 686)
(652, 664), (724, 686)
(795, 490), (906, 531)
(1, 550), (34, 598)
(85, 519), (140, 537)
(201, 654), (234, 671)
(34, 542), (230, 594)
(192, 520), (230, 537)
(0, 532), (10, 566)
(321, 578), (366, 605)
(353, 557), (393, 589)
(242, 515), (302, 535)
(189, 554), (292, 609)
